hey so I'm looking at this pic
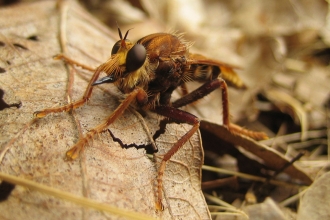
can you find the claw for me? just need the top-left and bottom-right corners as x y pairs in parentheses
(33, 111), (46, 118)
(155, 200), (164, 211)
(66, 146), (82, 160)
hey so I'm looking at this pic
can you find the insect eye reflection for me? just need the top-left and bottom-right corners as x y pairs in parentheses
(126, 44), (146, 72)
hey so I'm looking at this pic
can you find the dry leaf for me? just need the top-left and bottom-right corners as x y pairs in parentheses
(0, 1), (210, 219)
(2, 0), (329, 219)
(200, 120), (312, 185)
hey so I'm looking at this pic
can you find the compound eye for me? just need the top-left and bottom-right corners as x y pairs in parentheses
(111, 39), (132, 55)
(126, 44), (146, 72)
(111, 40), (121, 55)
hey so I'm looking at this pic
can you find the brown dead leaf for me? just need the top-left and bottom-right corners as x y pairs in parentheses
(200, 120), (312, 185)
(0, 1), (210, 219)
(110, 111), (210, 218)
(147, 117), (209, 218)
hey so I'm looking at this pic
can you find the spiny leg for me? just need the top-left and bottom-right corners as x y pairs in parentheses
(172, 78), (267, 140)
(152, 105), (200, 210)
(34, 66), (103, 118)
(54, 54), (96, 71)
(66, 88), (148, 159)
(226, 123), (268, 141)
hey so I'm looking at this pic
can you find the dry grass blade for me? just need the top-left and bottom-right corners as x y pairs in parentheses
(204, 194), (249, 219)
(264, 89), (308, 140)
(202, 165), (304, 188)
(200, 120), (312, 185)
(0, 172), (155, 220)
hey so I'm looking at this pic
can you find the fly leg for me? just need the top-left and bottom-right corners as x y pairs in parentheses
(152, 105), (200, 210)
(33, 65), (103, 118)
(173, 78), (229, 125)
(54, 54), (96, 71)
(172, 78), (267, 140)
(66, 88), (148, 159)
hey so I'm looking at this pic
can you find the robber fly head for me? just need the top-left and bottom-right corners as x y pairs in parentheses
(93, 27), (147, 86)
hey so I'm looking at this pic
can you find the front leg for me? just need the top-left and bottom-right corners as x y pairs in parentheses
(66, 88), (148, 159)
(54, 54), (96, 72)
(34, 66), (102, 118)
